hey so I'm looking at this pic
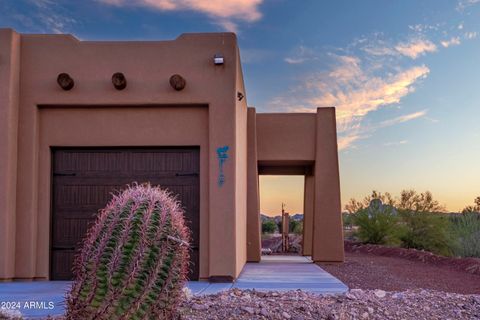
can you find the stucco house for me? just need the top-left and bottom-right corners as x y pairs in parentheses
(0, 28), (344, 282)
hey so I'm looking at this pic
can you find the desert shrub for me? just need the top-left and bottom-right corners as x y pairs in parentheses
(353, 199), (400, 245)
(397, 190), (446, 212)
(262, 220), (277, 234)
(399, 211), (453, 256)
(344, 190), (396, 214)
(66, 183), (190, 320)
(345, 189), (445, 214)
(462, 196), (480, 214)
(342, 212), (355, 230)
(289, 219), (303, 234)
(450, 212), (480, 258)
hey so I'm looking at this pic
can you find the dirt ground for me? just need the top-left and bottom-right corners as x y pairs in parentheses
(319, 251), (480, 294)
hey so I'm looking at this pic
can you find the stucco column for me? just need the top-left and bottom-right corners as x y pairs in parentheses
(0, 29), (20, 280)
(246, 108), (261, 262)
(208, 103), (238, 280)
(312, 107), (344, 262)
(302, 174), (314, 256)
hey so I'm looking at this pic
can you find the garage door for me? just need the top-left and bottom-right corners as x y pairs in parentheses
(51, 147), (200, 280)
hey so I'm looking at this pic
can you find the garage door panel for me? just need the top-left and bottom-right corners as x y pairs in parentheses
(52, 217), (93, 248)
(51, 148), (200, 280)
(54, 151), (129, 173)
(51, 250), (77, 281)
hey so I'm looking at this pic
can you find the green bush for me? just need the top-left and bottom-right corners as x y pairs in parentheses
(262, 220), (277, 234)
(450, 212), (480, 258)
(399, 211), (453, 256)
(289, 220), (303, 234)
(342, 212), (355, 230)
(353, 199), (400, 245)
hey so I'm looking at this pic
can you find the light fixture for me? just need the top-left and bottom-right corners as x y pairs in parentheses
(237, 91), (244, 101)
(214, 54), (224, 65)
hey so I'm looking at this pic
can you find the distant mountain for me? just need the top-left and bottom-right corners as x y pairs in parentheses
(260, 214), (271, 222)
(290, 214), (303, 221)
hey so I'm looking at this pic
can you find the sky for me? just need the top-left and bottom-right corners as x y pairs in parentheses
(1, 0), (479, 214)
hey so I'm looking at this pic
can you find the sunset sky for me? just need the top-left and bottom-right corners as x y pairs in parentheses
(2, 0), (479, 214)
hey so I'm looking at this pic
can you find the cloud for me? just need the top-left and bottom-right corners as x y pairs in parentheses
(98, 0), (263, 32)
(394, 38), (437, 59)
(384, 140), (408, 147)
(284, 57), (306, 64)
(338, 111), (425, 150)
(378, 110), (427, 128)
(464, 31), (478, 39)
(361, 36), (438, 60)
(268, 53), (430, 150)
(284, 45), (316, 64)
(441, 37), (461, 47)
(338, 134), (362, 151)
(17, 0), (77, 34)
(362, 45), (396, 57)
(306, 60), (429, 131)
(457, 0), (480, 10)
(215, 20), (239, 33)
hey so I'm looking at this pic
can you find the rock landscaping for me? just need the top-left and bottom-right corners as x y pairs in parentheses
(179, 288), (480, 319)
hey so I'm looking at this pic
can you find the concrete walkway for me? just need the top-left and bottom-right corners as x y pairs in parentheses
(0, 256), (347, 318)
(233, 255), (348, 294)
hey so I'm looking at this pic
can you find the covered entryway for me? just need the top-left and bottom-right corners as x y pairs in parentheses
(51, 147), (200, 280)
(258, 167), (312, 257)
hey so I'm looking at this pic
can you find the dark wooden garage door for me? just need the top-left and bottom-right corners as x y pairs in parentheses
(51, 148), (200, 280)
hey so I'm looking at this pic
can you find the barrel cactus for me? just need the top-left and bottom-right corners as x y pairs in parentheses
(66, 183), (190, 320)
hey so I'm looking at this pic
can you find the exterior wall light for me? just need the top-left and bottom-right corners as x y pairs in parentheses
(237, 91), (244, 101)
(112, 72), (127, 90)
(214, 54), (224, 65)
(57, 73), (74, 90)
(169, 74), (186, 91)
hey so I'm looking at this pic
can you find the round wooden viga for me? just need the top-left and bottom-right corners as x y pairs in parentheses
(169, 74), (186, 91)
(57, 73), (74, 90)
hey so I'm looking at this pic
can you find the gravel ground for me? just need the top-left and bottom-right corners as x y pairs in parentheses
(319, 252), (480, 294)
(177, 248), (480, 319)
(178, 288), (480, 320)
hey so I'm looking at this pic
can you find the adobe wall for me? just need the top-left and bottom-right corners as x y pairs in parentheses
(0, 28), (245, 280)
(256, 113), (316, 163)
(313, 108), (344, 262)
(0, 30), (20, 281)
(234, 47), (248, 275)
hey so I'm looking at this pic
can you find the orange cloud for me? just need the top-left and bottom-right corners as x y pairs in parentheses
(269, 54), (430, 150)
(338, 134), (362, 151)
(305, 58), (429, 132)
(99, 0), (263, 32)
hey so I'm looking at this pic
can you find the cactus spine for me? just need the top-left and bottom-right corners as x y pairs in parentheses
(66, 183), (190, 320)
